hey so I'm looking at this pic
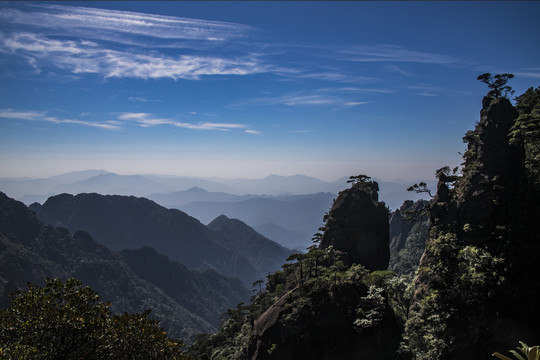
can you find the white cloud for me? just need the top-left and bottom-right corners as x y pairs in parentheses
(341, 44), (462, 65)
(116, 112), (246, 131)
(0, 109), (45, 120)
(231, 90), (371, 109)
(118, 113), (149, 121)
(0, 108), (121, 130)
(289, 129), (312, 134)
(0, 32), (267, 80)
(0, 3), (254, 42)
(128, 96), (162, 103)
(515, 71), (540, 79)
(245, 129), (262, 135)
(384, 65), (414, 77)
(344, 101), (369, 106)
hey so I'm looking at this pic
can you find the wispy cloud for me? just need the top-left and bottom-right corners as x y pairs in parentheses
(128, 96), (162, 103)
(0, 3), (469, 85)
(407, 83), (446, 97)
(117, 112), (247, 131)
(384, 65), (414, 77)
(0, 108), (260, 133)
(290, 71), (375, 84)
(318, 87), (394, 94)
(0, 108), (121, 130)
(0, 32), (266, 80)
(514, 71), (540, 79)
(341, 44), (462, 65)
(230, 89), (372, 109)
(289, 129), (312, 134)
(0, 3), (254, 42)
(245, 129), (262, 135)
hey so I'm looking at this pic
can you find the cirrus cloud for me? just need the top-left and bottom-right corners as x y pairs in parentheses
(117, 112), (250, 131)
(0, 108), (121, 130)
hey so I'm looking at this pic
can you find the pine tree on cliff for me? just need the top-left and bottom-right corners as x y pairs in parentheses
(477, 73), (515, 99)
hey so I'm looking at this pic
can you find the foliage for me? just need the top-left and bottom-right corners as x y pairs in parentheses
(347, 174), (379, 198)
(354, 285), (385, 331)
(389, 208), (430, 275)
(493, 342), (540, 360)
(406, 182), (433, 197)
(189, 241), (404, 359)
(511, 86), (540, 184)
(477, 73), (515, 99)
(0, 278), (189, 360)
(384, 274), (414, 326)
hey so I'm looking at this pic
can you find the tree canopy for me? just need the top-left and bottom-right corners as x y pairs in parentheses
(477, 73), (515, 99)
(0, 278), (190, 360)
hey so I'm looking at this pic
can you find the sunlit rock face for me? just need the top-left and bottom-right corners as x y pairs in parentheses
(320, 181), (389, 271)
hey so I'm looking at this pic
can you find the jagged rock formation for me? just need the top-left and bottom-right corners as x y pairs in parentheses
(406, 96), (540, 359)
(389, 200), (429, 251)
(388, 200), (430, 275)
(320, 180), (389, 270)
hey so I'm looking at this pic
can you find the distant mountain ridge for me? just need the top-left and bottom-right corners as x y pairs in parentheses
(1, 170), (433, 210)
(177, 193), (336, 250)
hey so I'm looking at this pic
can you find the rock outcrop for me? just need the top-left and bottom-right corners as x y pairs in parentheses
(406, 96), (540, 359)
(246, 284), (402, 360)
(388, 200), (429, 251)
(320, 180), (389, 271)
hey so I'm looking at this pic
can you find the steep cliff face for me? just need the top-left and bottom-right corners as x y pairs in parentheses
(389, 200), (429, 252)
(320, 181), (390, 271)
(388, 200), (430, 275)
(406, 96), (540, 359)
(246, 283), (402, 360)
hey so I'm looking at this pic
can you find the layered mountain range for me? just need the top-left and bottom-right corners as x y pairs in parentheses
(0, 192), (249, 340)
(29, 193), (292, 287)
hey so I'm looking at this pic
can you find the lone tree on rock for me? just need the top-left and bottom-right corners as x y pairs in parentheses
(477, 73), (515, 99)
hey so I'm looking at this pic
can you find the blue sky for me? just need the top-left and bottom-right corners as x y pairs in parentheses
(0, 1), (539, 181)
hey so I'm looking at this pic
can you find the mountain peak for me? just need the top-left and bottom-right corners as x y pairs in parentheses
(186, 186), (209, 193)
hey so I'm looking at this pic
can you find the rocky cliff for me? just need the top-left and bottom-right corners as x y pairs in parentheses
(188, 177), (403, 360)
(405, 96), (540, 359)
(388, 200), (429, 252)
(320, 179), (389, 271)
(388, 200), (430, 275)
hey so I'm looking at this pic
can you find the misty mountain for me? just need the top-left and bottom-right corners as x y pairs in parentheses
(214, 174), (344, 195)
(0, 192), (250, 340)
(177, 193), (336, 250)
(2, 170), (431, 211)
(208, 215), (295, 276)
(58, 173), (174, 197)
(148, 187), (262, 208)
(253, 223), (309, 251)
